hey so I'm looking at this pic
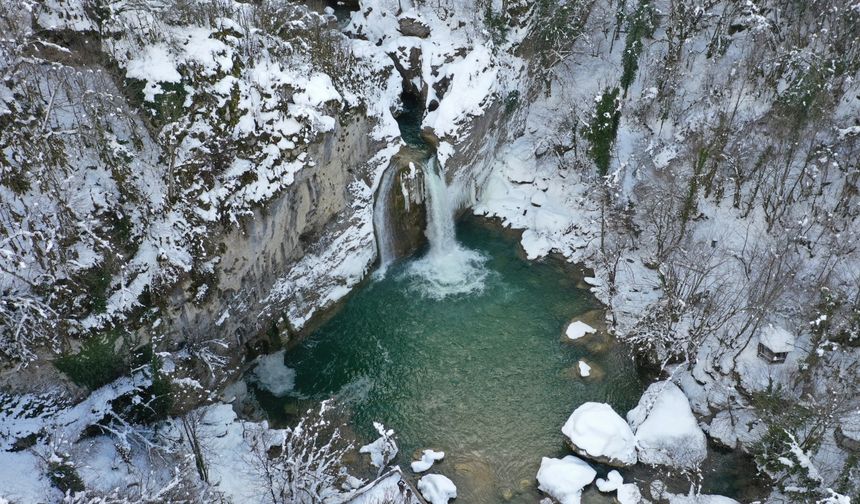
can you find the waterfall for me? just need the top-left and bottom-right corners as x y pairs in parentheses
(422, 157), (458, 256)
(403, 157), (488, 299)
(373, 166), (398, 274)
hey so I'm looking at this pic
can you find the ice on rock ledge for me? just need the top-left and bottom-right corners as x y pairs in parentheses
(250, 350), (296, 397)
(627, 381), (707, 469)
(417, 474), (457, 504)
(411, 449), (445, 473)
(536, 455), (596, 504)
(565, 321), (597, 340)
(562, 402), (637, 467)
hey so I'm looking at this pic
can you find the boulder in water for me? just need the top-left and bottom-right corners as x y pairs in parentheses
(627, 381), (707, 469)
(562, 402), (637, 467)
(411, 448), (445, 473)
(536, 455), (596, 504)
(417, 474), (457, 504)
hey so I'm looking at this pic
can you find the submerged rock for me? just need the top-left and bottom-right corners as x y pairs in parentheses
(562, 402), (637, 467)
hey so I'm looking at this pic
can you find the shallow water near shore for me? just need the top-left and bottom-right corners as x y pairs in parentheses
(257, 215), (650, 503)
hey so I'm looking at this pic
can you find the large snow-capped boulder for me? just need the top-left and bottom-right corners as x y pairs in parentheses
(562, 402), (637, 466)
(627, 381), (707, 469)
(417, 474), (457, 504)
(536, 455), (596, 504)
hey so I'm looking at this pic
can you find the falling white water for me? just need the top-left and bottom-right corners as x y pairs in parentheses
(423, 157), (458, 256)
(403, 157), (488, 299)
(373, 166), (398, 275)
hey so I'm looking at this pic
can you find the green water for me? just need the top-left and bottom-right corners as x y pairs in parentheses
(261, 216), (646, 503)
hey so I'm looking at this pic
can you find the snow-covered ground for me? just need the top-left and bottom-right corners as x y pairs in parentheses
(2, 0), (859, 502)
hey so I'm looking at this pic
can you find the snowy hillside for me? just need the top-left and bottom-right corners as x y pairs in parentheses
(0, 0), (858, 502)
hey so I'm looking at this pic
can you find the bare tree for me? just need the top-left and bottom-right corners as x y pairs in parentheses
(246, 401), (353, 504)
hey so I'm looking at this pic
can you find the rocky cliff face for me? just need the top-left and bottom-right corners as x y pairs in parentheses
(0, 0), (518, 396)
(166, 113), (379, 352)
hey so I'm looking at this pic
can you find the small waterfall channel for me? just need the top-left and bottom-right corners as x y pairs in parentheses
(372, 165), (398, 274)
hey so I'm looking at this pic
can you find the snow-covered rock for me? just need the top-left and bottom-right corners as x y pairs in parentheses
(0, 450), (59, 503)
(627, 381), (707, 469)
(565, 321), (597, 340)
(535, 455), (597, 504)
(759, 324), (795, 353)
(417, 474), (457, 504)
(595, 470), (644, 504)
(347, 467), (420, 504)
(578, 361), (592, 377)
(411, 449), (445, 473)
(595, 470), (624, 492)
(562, 402), (637, 467)
(836, 411), (860, 452)
(707, 408), (766, 448)
(662, 490), (739, 504)
(617, 483), (645, 504)
(360, 423), (399, 470)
